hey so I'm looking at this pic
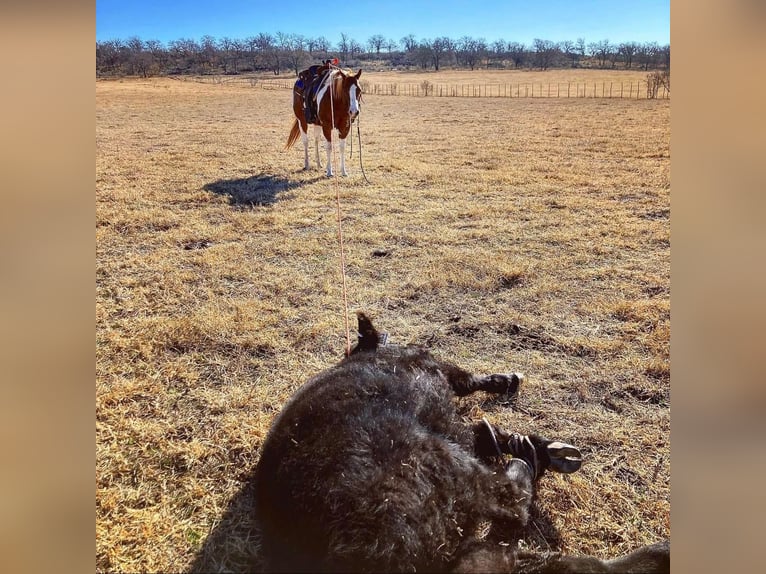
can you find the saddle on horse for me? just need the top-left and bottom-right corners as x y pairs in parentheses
(298, 58), (337, 123)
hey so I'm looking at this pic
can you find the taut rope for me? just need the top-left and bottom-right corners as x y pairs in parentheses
(328, 68), (352, 356)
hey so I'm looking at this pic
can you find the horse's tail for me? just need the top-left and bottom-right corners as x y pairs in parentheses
(285, 119), (301, 151)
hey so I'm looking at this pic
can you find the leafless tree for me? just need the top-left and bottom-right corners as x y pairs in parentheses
(457, 36), (480, 70)
(199, 35), (218, 73)
(310, 36), (331, 59)
(125, 36), (154, 77)
(218, 37), (235, 73)
(507, 41), (526, 68)
(414, 41), (433, 69)
(400, 34), (417, 52)
(489, 39), (506, 67)
(659, 44), (670, 69)
(637, 41), (659, 70)
(367, 34), (386, 56)
(284, 34), (308, 75)
(561, 40), (578, 67)
(588, 39), (611, 68)
(430, 36), (453, 70)
(338, 33), (351, 61)
(576, 37), (587, 59)
(607, 45), (620, 68)
(619, 42), (638, 68)
(349, 38), (364, 61)
(533, 38), (559, 70)
(96, 39), (124, 75)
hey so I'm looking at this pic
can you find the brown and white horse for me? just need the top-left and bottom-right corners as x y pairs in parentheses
(286, 68), (362, 177)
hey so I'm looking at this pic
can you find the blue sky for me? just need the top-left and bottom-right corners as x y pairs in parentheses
(96, 0), (669, 46)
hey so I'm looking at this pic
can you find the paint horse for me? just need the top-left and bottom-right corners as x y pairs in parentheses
(286, 67), (362, 177)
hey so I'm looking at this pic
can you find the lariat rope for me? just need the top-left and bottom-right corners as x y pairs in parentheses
(327, 68), (352, 356)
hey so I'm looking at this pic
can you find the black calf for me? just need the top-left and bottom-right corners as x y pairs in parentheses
(253, 313), (668, 573)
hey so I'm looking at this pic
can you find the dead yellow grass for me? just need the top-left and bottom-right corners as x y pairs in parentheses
(97, 74), (669, 572)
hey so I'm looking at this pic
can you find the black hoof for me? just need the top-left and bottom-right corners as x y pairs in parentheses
(484, 372), (524, 398)
(544, 441), (583, 474)
(506, 372), (524, 398)
(507, 434), (583, 479)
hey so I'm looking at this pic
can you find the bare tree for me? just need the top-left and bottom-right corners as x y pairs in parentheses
(488, 39), (506, 67)
(218, 37), (235, 73)
(167, 38), (201, 73)
(561, 40), (578, 68)
(414, 41), (433, 69)
(271, 32), (293, 75)
(533, 38), (558, 70)
(125, 36), (154, 77)
(200, 35), (218, 73)
(430, 37), (452, 70)
(619, 42), (638, 68)
(458, 37), (488, 70)
(385, 38), (398, 54)
(588, 39), (611, 68)
(349, 38), (364, 61)
(576, 37), (587, 62)
(285, 34), (308, 75)
(507, 41), (526, 69)
(96, 39), (124, 75)
(311, 36), (332, 59)
(400, 34), (417, 52)
(337, 33), (350, 61)
(367, 34), (385, 56)
(607, 44), (620, 68)
(457, 36), (478, 70)
(659, 44), (670, 69)
(637, 41), (659, 70)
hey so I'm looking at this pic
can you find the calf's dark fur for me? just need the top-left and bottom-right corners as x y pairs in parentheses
(253, 313), (668, 573)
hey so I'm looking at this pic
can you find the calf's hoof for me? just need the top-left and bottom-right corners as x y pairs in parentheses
(507, 433), (583, 479)
(507, 372), (524, 397)
(544, 441), (583, 474)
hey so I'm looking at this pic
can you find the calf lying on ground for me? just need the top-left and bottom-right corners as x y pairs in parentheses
(253, 313), (669, 573)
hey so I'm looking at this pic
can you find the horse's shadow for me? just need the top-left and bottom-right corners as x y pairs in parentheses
(203, 173), (321, 208)
(187, 471), (564, 573)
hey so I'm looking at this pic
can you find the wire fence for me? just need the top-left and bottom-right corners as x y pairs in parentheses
(179, 75), (670, 100)
(361, 81), (669, 99)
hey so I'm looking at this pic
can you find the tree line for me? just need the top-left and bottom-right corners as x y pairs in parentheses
(96, 33), (670, 78)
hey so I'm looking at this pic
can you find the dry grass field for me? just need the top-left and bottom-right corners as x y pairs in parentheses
(96, 70), (669, 572)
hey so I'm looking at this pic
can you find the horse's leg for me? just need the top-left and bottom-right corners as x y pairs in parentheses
(322, 125), (334, 177)
(313, 125), (323, 168)
(338, 138), (348, 176)
(299, 121), (310, 170)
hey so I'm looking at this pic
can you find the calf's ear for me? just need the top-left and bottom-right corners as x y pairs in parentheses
(355, 69), (362, 79)
(352, 312), (379, 353)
